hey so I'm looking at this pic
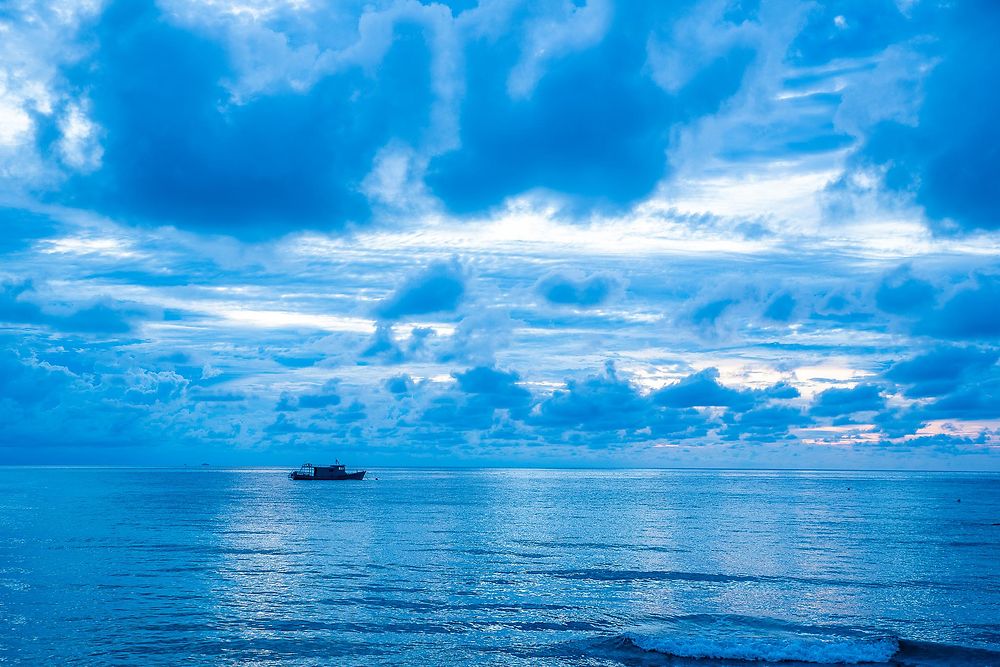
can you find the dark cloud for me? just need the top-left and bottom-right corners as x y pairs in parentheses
(531, 363), (710, 442)
(297, 380), (343, 410)
(762, 381), (800, 400)
(873, 407), (926, 439)
(535, 270), (624, 307)
(24, 1), (769, 235)
(811, 383), (885, 417)
(722, 405), (811, 441)
(692, 298), (737, 326)
(374, 260), (465, 320)
(0, 345), (192, 451)
(50, 0), (438, 236)
(875, 269), (935, 315)
(916, 274), (1000, 339)
(763, 293), (796, 321)
(425, 4), (755, 213)
(0, 281), (140, 334)
(453, 366), (530, 408)
(384, 374), (416, 396)
(653, 368), (755, 409)
(361, 323), (405, 363)
(886, 346), (999, 398)
(921, 382), (1000, 421)
(849, 2), (1000, 232)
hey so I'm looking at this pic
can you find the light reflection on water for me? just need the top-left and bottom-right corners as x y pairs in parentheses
(0, 468), (998, 665)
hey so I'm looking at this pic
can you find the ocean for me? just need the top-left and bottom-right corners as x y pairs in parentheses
(1, 468), (998, 666)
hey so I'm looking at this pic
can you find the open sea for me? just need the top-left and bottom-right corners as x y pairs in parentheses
(1, 468), (998, 666)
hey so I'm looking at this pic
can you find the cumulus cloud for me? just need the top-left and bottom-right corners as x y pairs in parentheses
(886, 346), (999, 398)
(810, 384), (885, 417)
(653, 368), (754, 409)
(529, 362), (711, 445)
(454, 365), (531, 412)
(0, 344), (198, 454)
(426, 3), (757, 213)
(535, 269), (624, 308)
(374, 259), (465, 320)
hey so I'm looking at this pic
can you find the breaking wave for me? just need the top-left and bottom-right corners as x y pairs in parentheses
(616, 615), (899, 664)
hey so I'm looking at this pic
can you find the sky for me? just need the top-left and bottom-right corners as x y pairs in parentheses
(1, 0), (999, 469)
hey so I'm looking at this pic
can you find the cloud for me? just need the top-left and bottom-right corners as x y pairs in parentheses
(692, 298), (737, 326)
(384, 373), (416, 396)
(453, 365), (531, 412)
(531, 363), (652, 434)
(437, 306), (514, 366)
(535, 269), (624, 307)
(722, 405), (811, 441)
(653, 368), (755, 409)
(882, 343), (1000, 422)
(360, 323), (405, 363)
(0, 344), (196, 452)
(2, 1), (1000, 468)
(921, 382), (1000, 421)
(916, 274), (1000, 339)
(426, 3), (756, 213)
(810, 383), (885, 417)
(885, 346), (999, 398)
(45, 0), (441, 236)
(1, 0), (771, 235)
(278, 380), (342, 410)
(875, 267), (935, 315)
(873, 407), (926, 439)
(0, 280), (140, 334)
(530, 362), (711, 443)
(847, 2), (1000, 232)
(763, 293), (796, 322)
(374, 259), (465, 320)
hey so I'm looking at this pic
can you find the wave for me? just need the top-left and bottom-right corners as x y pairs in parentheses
(539, 567), (959, 591)
(612, 615), (896, 665)
(622, 631), (898, 664)
(608, 615), (1000, 666)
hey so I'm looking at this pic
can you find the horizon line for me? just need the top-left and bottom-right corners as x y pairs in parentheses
(1, 464), (997, 474)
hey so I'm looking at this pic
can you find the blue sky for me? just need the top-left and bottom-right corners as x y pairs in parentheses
(1, 0), (998, 468)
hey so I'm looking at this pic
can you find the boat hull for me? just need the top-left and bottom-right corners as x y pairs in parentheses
(290, 470), (366, 481)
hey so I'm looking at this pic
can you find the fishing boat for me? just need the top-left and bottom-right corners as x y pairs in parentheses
(289, 462), (366, 481)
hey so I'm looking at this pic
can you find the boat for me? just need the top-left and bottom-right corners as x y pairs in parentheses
(289, 462), (366, 481)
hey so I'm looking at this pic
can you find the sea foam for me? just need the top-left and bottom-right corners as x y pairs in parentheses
(623, 617), (900, 664)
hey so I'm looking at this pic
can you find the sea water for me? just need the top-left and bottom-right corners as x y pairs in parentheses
(1, 468), (998, 666)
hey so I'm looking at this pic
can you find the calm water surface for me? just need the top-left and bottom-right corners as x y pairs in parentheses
(1, 468), (998, 666)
